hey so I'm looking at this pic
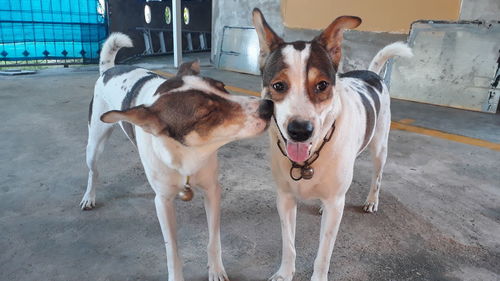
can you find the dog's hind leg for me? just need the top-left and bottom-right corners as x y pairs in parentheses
(363, 111), (390, 213)
(80, 97), (114, 210)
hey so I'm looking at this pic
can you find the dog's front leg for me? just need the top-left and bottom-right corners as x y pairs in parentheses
(203, 181), (228, 281)
(154, 193), (184, 281)
(310, 195), (345, 281)
(270, 189), (297, 281)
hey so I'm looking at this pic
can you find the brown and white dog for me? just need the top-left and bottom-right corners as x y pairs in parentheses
(80, 33), (273, 281)
(252, 9), (412, 281)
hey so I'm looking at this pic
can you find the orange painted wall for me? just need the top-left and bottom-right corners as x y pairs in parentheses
(281, 0), (461, 33)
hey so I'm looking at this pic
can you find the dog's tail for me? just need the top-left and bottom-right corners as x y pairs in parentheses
(368, 42), (413, 74)
(99, 33), (133, 75)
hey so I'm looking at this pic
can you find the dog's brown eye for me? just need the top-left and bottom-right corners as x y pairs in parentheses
(315, 81), (329, 93)
(272, 82), (287, 93)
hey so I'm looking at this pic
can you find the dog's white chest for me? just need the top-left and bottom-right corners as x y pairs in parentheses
(153, 139), (210, 176)
(290, 181), (320, 199)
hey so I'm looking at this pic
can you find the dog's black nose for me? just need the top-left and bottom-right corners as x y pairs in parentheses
(258, 99), (274, 120)
(287, 119), (314, 142)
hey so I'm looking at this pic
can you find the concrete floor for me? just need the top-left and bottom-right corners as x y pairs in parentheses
(1, 56), (499, 281)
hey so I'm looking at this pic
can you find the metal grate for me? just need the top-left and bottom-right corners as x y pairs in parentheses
(0, 0), (108, 67)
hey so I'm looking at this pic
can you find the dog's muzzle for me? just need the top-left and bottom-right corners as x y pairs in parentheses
(258, 99), (274, 120)
(287, 119), (314, 142)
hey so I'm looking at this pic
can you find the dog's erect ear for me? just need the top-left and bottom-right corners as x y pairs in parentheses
(100, 105), (164, 135)
(176, 59), (201, 77)
(314, 16), (361, 70)
(252, 8), (284, 68)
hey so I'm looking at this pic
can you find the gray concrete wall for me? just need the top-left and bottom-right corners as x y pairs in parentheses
(210, 0), (406, 73)
(211, 0), (283, 64)
(211, 0), (499, 74)
(460, 0), (500, 21)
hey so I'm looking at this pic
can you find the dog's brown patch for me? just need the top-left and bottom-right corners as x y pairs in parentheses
(261, 46), (291, 103)
(313, 16), (361, 70)
(267, 69), (291, 102)
(262, 47), (288, 86)
(306, 41), (336, 104)
(203, 77), (229, 94)
(306, 67), (333, 104)
(152, 90), (242, 143)
(102, 90), (243, 144)
(176, 60), (201, 76)
(154, 77), (184, 96)
(308, 41), (336, 82)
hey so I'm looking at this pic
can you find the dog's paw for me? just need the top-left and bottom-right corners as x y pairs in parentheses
(208, 263), (228, 281)
(310, 275), (328, 281)
(208, 269), (228, 281)
(168, 276), (184, 281)
(363, 200), (378, 213)
(80, 193), (96, 210)
(363, 188), (380, 213)
(269, 269), (294, 281)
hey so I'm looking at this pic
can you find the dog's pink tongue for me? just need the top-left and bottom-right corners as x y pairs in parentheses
(286, 141), (310, 163)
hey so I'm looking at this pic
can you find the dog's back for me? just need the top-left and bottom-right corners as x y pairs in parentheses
(94, 34), (164, 114)
(338, 42), (413, 154)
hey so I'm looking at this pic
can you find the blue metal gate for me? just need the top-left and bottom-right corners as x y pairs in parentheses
(0, 0), (108, 67)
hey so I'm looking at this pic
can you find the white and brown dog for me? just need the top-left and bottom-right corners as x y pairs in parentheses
(80, 33), (273, 281)
(252, 9), (412, 281)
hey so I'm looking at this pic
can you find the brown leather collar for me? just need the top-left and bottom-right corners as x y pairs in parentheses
(273, 115), (336, 181)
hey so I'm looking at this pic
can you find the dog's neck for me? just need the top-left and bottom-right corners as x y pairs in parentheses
(152, 136), (222, 176)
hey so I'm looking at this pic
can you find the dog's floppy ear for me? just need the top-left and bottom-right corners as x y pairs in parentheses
(252, 8), (284, 68)
(101, 105), (165, 135)
(176, 59), (201, 77)
(314, 16), (361, 70)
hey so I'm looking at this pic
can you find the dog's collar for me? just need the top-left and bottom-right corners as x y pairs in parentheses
(273, 115), (336, 181)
